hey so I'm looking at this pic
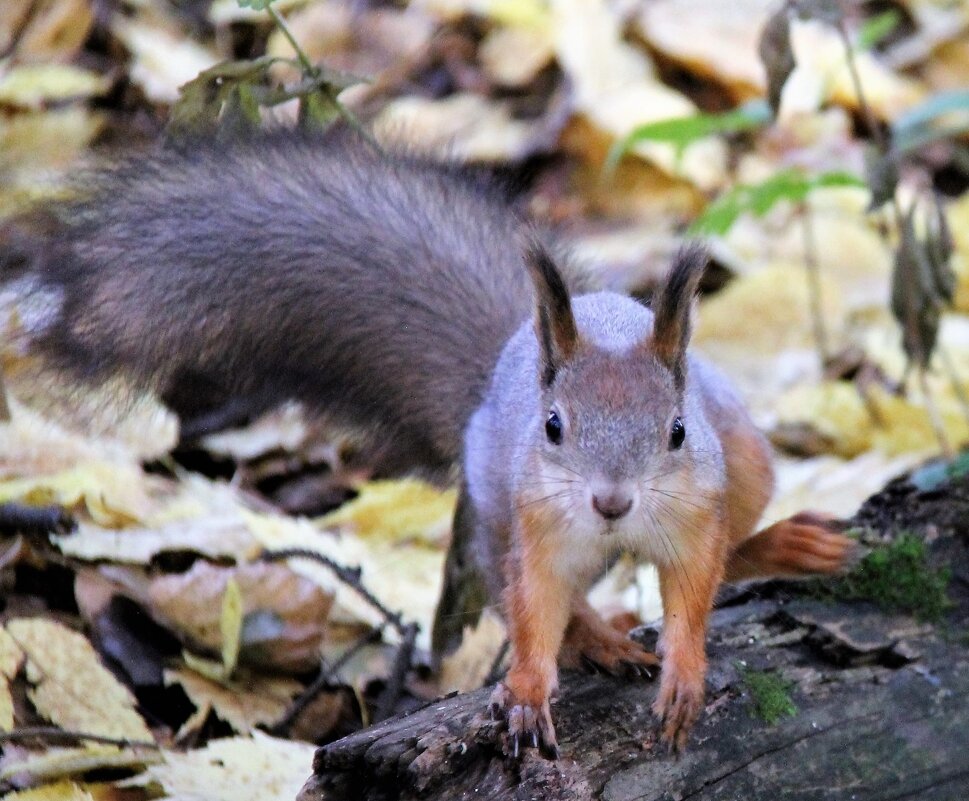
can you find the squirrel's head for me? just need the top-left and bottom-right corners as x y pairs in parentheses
(523, 240), (712, 540)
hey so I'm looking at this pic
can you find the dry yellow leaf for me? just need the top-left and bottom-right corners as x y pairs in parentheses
(766, 451), (922, 523)
(0, 0), (94, 63)
(0, 462), (152, 528)
(635, 0), (767, 99)
(147, 561), (331, 673)
(552, 0), (727, 190)
(373, 93), (547, 162)
(164, 668), (301, 735)
(695, 264), (844, 354)
(221, 577), (243, 677)
(245, 510), (445, 652)
(774, 381), (969, 458)
(948, 191), (969, 314)
(111, 16), (218, 104)
(479, 25), (554, 88)
(0, 745), (158, 783)
(782, 20), (924, 120)
(2, 780), (95, 801)
(0, 626), (24, 732)
(438, 609), (506, 693)
(54, 511), (260, 565)
(0, 65), (110, 109)
(135, 733), (315, 801)
(320, 479), (456, 547)
(5, 619), (153, 743)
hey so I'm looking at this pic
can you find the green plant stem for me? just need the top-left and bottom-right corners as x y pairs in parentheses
(836, 19), (888, 154)
(266, 3), (313, 73)
(266, 2), (380, 149)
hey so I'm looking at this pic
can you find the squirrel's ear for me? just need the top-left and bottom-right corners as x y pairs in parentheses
(525, 240), (578, 387)
(650, 243), (708, 388)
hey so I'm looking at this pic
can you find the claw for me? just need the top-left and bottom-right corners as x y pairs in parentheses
(512, 733), (520, 759)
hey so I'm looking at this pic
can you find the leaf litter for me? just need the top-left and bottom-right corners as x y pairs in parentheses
(1, 0), (968, 798)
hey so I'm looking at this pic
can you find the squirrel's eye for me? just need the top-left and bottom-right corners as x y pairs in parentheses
(669, 417), (685, 450)
(546, 410), (563, 445)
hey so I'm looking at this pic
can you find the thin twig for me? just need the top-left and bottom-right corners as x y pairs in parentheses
(0, 726), (158, 749)
(373, 622), (418, 723)
(835, 19), (888, 153)
(271, 625), (385, 736)
(484, 639), (510, 686)
(260, 547), (407, 635)
(0, 502), (75, 538)
(799, 204), (830, 365)
(0, 367), (10, 422)
(265, 2), (380, 149)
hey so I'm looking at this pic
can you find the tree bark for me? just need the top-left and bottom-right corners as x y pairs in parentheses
(300, 470), (969, 801)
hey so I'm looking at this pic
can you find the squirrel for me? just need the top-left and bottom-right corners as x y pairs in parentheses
(0, 130), (854, 756)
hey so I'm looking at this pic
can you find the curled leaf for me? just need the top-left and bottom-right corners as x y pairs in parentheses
(758, 8), (796, 117)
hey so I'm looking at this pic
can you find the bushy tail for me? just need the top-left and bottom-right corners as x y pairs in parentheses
(1, 132), (542, 477)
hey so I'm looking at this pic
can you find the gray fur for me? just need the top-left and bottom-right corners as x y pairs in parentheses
(1, 131), (590, 477)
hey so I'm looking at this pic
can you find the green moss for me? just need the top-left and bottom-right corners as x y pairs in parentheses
(740, 667), (797, 725)
(817, 533), (951, 622)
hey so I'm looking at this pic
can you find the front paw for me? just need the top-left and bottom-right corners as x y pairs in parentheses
(652, 667), (705, 753)
(488, 681), (560, 759)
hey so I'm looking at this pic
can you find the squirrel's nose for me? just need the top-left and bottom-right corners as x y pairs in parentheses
(592, 491), (633, 521)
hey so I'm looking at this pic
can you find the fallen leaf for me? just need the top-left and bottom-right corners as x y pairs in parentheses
(5, 618), (153, 742)
(147, 562), (331, 673)
(164, 668), (301, 735)
(0, 626), (25, 731)
(320, 479), (455, 548)
(0, 65), (110, 109)
(133, 733), (314, 801)
(438, 609), (506, 693)
(1, 779), (94, 801)
(0, 745), (157, 784)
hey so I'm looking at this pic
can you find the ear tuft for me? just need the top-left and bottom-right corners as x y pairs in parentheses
(651, 243), (708, 388)
(524, 239), (578, 387)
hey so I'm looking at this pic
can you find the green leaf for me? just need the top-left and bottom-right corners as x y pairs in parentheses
(604, 101), (770, 176)
(689, 169), (865, 236)
(166, 56), (279, 140)
(856, 9), (901, 51)
(237, 0), (275, 9)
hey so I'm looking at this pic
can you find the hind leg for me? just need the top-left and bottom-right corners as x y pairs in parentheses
(725, 512), (854, 582)
(559, 597), (658, 679)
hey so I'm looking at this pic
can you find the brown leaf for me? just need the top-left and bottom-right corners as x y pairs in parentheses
(147, 562), (332, 673)
(863, 145), (899, 211)
(758, 8), (796, 116)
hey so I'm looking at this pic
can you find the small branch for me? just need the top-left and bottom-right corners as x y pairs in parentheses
(799, 205), (830, 365)
(266, 3), (313, 74)
(260, 548), (408, 635)
(271, 625), (386, 736)
(0, 367), (10, 422)
(373, 622), (418, 723)
(0, 503), (75, 538)
(0, 726), (158, 750)
(265, 2), (380, 149)
(835, 19), (888, 154)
